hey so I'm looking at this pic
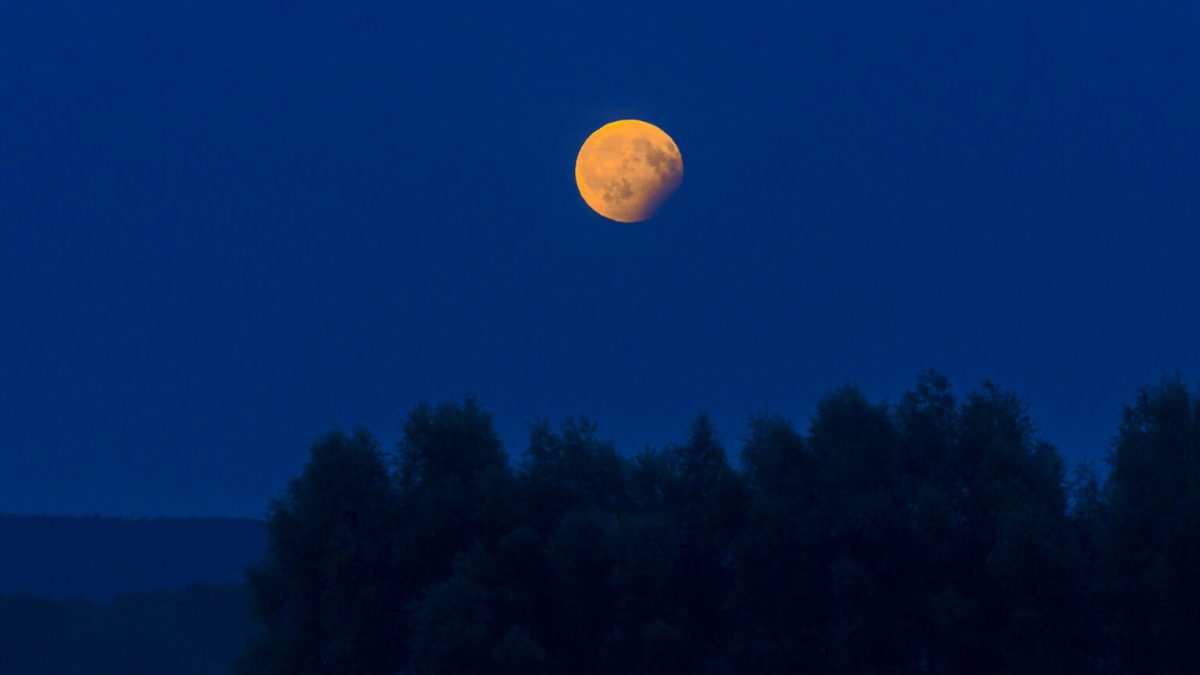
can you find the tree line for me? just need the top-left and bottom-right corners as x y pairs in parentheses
(0, 585), (253, 675)
(238, 371), (1200, 674)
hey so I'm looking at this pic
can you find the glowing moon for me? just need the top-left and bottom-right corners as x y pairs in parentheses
(575, 120), (683, 222)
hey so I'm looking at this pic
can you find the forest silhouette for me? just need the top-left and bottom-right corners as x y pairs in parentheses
(238, 371), (1200, 674)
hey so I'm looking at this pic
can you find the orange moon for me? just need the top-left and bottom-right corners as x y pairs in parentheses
(575, 120), (683, 222)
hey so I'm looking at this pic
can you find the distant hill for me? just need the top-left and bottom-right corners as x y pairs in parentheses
(0, 515), (266, 600)
(0, 584), (255, 675)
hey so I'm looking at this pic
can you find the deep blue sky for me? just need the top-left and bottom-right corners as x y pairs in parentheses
(2, 3), (1198, 517)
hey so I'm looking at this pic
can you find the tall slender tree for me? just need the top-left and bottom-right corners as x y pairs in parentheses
(1102, 377), (1200, 674)
(240, 429), (402, 675)
(394, 398), (514, 598)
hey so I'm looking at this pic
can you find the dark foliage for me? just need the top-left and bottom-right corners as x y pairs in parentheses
(1083, 376), (1200, 674)
(241, 374), (1200, 674)
(239, 429), (405, 675)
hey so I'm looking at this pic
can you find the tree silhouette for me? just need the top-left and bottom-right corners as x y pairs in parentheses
(239, 429), (402, 675)
(517, 418), (628, 535)
(394, 398), (514, 605)
(1099, 376), (1200, 673)
(730, 412), (825, 673)
(235, 376), (1200, 674)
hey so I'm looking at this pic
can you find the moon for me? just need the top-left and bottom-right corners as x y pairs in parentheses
(575, 120), (683, 222)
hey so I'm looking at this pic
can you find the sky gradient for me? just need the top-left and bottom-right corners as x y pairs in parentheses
(2, 3), (1198, 517)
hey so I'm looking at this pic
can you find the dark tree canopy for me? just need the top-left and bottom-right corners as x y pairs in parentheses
(240, 374), (1200, 674)
(240, 429), (403, 675)
(1092, 376), (1200, 674)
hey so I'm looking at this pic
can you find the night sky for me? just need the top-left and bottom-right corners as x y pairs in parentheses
(3, 3), (1198, 517)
